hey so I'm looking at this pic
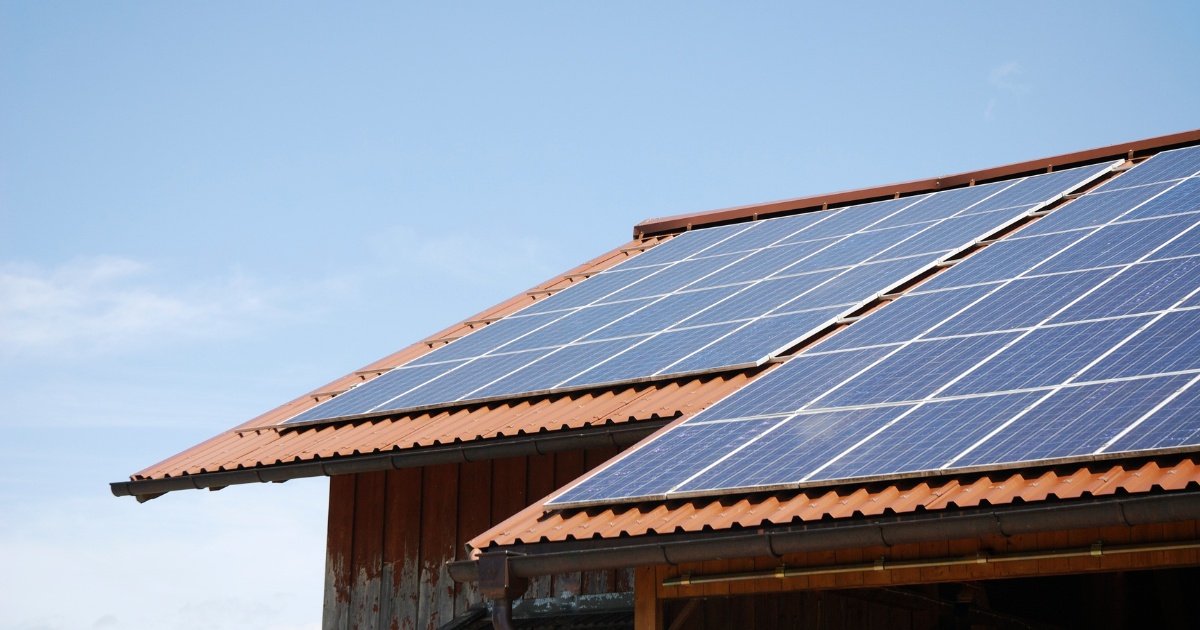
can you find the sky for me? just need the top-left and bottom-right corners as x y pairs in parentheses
(1, 2), (1198, 629)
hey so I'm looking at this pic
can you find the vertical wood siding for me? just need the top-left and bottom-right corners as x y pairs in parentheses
(323, 448), (631, 630)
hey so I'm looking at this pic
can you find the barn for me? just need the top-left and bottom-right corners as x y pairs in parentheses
(114, 128), (1200, 630)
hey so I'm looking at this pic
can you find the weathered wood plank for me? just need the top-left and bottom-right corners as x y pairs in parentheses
(323, 475), (356, 630)
(455, 460), (492, 617)
(350, 471), (387, 630)
(382, 468), (422, 630)
(525, 453), (555, 599)
(417, 463), (459, 630)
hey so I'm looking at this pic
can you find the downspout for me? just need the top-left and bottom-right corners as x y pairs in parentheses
(477, 551), (528, 630)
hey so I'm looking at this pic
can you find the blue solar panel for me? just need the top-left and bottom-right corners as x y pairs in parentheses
(688, 238), (842, 289)
(1017, 182), (1176, 238)
(1081, 309), (1200, 381)
(580, 287), (740, 340)
(563, 323), (744, 386)
(547, 155), (1200, 508)
(870, 181), (1015, 229)
(283, 361), (468, 423)
(1093, 145), (1200, 190)
(933, 269), (1112, 336)
(914, 230), (1089, 292)
(1052, 257), (1200, 323)
(954, 375), (1196, 467)
(808, 392), (1047, 481)
(816, 285), (994, 352)
(666, 306), (846, 373)
(942, 317), (1150, 396)
(680, 406), (917, 493)
(1105, 375), (1200, 453)
(553, 417), (784, 504)
(288, 162), (1118, 427)
(812, 333), (1019, 408)
(1118, 176), (1200, 221)
(684, 271), (843, 327)
(1036, 214), (1200, 274)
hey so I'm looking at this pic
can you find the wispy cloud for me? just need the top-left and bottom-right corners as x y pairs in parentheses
(984, 61), (1031, 122)
(0, 256), (286, 357)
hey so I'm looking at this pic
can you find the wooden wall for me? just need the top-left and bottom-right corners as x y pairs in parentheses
(322, 449), (634, 630)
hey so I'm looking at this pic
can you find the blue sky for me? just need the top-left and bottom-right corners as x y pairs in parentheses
(1, 2), (1197, 629)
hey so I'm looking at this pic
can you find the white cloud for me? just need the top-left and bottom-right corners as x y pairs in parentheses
(989, 61), (1030, 95)
(0, 257), (287, 358)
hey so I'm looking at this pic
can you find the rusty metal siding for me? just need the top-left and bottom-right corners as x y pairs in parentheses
(326, 449), (633, 630)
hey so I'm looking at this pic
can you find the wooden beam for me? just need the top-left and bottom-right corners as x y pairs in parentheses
(635, 565), (664, 630)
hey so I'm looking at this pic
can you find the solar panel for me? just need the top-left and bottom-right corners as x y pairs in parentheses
(548, 145), (1200, 508)
(283, 161), (1117, 426)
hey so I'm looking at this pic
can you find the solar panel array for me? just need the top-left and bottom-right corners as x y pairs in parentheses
(282, 162), (1116, 426)
(548, 146), (1200, 509)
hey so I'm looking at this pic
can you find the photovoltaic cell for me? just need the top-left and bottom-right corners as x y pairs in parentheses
(1081, 310), (1200, 381)
(870, 181), (1014, 229)
(283, 361), (467, 423)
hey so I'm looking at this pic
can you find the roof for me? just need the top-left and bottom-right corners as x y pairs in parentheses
(116, 128), (1200, 501)
(469, 457), (1200, 550)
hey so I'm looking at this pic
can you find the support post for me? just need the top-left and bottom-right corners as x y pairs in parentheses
(634, 566), (663, 630)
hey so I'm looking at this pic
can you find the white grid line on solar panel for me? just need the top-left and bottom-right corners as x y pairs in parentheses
(639, 166), (1176, 491)
(543, 164), (1122, 503)
(285, 193), (940, 422)
(1092, 145), (1200, 191)
(683, 368), (1200, 425)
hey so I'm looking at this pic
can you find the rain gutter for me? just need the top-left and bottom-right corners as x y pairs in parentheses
(449, 489), (1200, 584)
(109, 419), (668, 502)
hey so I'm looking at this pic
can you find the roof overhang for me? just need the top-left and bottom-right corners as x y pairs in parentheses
(449, 487), (1200, 584)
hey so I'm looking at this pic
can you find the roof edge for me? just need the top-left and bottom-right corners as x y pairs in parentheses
(634, 127), (1200, 237)
(449, 488), (1200, 583)
(111, 419), (667, 501)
